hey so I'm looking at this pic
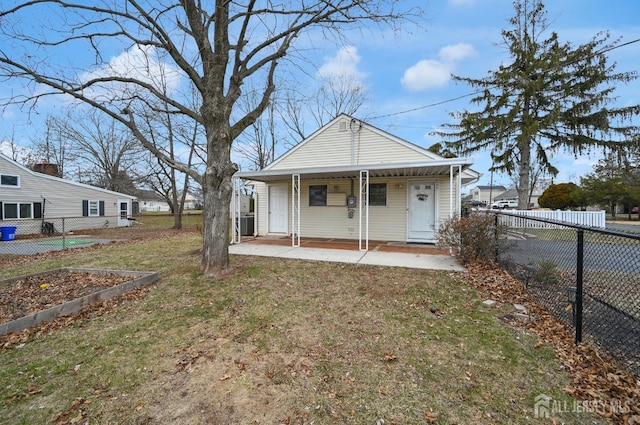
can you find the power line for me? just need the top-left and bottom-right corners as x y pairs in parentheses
(369, 36), (640, 121)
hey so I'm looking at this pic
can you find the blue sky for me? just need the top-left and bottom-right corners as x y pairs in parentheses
(321, 0), (640, 188)
(1, 0), (639, 189)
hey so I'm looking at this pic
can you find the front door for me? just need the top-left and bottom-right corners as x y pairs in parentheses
(117, 199), (130, 227)
(268, 184), (288, 234)
(407, 181), (436, 242)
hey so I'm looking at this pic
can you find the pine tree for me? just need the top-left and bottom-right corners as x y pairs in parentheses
(435, 0), (640, 209)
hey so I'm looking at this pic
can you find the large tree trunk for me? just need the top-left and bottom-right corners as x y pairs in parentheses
(200, 120), (237, 277)
(518, 145), (531, 210)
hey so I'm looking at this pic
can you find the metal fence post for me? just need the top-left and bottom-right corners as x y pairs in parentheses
(494, 213), (499, 263)
(62, 217), (66, 250)
(575, 229), (584, 344)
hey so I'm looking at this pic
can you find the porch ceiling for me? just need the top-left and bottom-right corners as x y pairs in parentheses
(235, 158), (479, 184)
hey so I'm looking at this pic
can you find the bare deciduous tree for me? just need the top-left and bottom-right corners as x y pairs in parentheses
(0, 0), (421, 276)
(282, 72), (370, 146)
(44, 111), (143, 194)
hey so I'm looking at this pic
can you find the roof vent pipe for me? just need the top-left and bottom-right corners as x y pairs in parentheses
(350, 119), (362, 165)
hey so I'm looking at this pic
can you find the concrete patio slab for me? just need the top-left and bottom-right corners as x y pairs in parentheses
(229, 242), (464, 271)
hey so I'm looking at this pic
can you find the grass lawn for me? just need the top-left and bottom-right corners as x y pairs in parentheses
(0, 231), (606, 424)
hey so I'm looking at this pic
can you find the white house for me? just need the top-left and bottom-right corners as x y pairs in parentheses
(135, 190), (171, 212)
(233, 114), (479, 248)
(468, 185), (507, 205)
(0, 153), (137, 235)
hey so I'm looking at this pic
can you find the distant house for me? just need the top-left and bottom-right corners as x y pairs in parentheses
(493, 188), (543, 209)
(0, 153), (136, 235)
(234, 114), (480, 247)
(135, 190), (171, 212)
(469, 185), (507, 205)
(134, 190), (204, 212)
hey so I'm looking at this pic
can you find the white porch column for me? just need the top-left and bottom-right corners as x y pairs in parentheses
(359, 170), (369, 251)
(457, 165), (462, 215)
(232, 177), (241, 244)
(449, 164), (463, 217)
(291, 174), (300, 247)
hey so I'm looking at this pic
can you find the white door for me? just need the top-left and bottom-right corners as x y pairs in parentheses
(268, 185), (288, 234)
(407, 181), (436, 242)
(117, 199), (130, 227)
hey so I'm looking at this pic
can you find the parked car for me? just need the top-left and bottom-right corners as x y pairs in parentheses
(491, 200), (518, 209)
(469, 200), (487, 207)
(632, 206), (639, 213)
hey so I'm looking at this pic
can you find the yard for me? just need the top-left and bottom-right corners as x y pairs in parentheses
(0, 227), (636, 424)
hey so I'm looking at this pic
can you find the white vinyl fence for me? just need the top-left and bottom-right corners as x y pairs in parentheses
(496, 210), (606, 229)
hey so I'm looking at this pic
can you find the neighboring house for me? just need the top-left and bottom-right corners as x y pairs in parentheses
(135, 190), (204, 212)
(234, 114), (480, 247)
(493, 188), (543, 209)
(0, 153), (136, 235)
(135, 190), (171, 212)
(469, 185), (507, 205)
(183, 191), (203, 210)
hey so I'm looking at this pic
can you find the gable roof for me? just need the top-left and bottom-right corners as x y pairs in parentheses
(0, 153), (137, 199)
(236, 114), (479, 184)
(265, 113), (442, 171)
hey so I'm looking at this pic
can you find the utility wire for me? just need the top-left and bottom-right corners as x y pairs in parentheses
(370, 36), (640, 121)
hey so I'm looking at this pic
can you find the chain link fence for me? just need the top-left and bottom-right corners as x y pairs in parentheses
(490, 211), (640, 376)
(0, 216), (131, 256)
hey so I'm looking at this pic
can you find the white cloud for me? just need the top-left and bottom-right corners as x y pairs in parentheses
(438, 43), (477, 62)
(317, 46), (366, 83)
(401, 60), (451, 91)
(401, 43), (476, 92)
(80, 44), (182, 97)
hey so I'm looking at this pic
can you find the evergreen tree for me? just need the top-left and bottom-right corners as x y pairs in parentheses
(538, 182), (580, 210)
(580, 152), (640, 218)
(435, 0), (639, 209)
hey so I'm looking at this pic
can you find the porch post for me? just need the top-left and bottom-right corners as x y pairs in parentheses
(232, 177), (240, 244)
(449, 165), (454, 218)
(458, 165), (462, 215)
(292, 174), (300, 247)
(359, 170), (369, 251)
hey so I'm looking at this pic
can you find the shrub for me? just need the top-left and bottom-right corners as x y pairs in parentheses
(437, 213), (500, 265)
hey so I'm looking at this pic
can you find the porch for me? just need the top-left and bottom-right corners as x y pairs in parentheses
(229, 236), (464, 271)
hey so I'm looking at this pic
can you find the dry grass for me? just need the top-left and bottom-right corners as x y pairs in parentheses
(0, 230), (605, 424)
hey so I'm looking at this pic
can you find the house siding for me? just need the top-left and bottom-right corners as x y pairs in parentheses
(240, 114), (476, 244)
(253, 176), (454, 242)
(1, 155), (135, 234)
(269, 119), (435, 170)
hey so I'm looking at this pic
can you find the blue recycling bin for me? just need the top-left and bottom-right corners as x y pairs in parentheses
(0, 226), (17, 241)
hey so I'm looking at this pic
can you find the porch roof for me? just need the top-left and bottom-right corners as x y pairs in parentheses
(235, 158), (479, 184)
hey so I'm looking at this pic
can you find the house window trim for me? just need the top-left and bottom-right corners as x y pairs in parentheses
(2, 202), (35, 219)
(82, 199), (105, 217)
(308, 185), (328, 206)
(88, 200), (100, 217)
(0, 174), (20, 188)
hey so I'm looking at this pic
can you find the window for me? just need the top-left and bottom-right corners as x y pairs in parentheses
(82, 200), (105, 217)
(88, 200), (99, 216)
(0, 174), (19, 187)
(368, 183), (387, 206)
(309, 185), (327, 206)
(1, 202), (37, 219)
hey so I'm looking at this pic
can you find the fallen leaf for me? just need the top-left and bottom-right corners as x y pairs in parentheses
(424, 410), (438, 423)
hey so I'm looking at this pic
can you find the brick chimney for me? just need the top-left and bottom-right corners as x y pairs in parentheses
(32, 162), (61, 177)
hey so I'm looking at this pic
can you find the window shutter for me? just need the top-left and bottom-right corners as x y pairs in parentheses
(82, 200), (88, 217)
(99, 201), (105, 216)
(34, 202), (43, 219)
(0, 202), (3, 220)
